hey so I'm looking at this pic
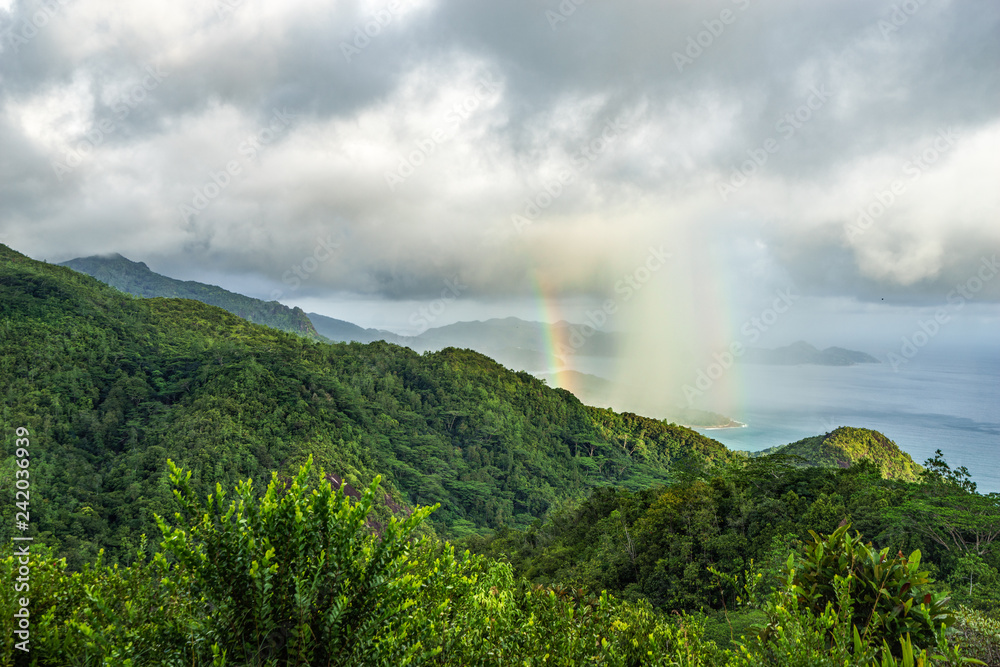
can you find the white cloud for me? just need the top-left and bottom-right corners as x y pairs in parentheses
(0, 0), (997, 310)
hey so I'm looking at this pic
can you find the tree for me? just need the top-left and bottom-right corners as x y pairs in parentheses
(157, 456), (443, 665)
(898, 451), (1000, 558)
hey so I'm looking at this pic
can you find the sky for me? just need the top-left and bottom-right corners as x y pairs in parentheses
(1, 0), (998, 359)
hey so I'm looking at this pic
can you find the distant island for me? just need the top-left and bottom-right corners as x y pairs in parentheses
(741, 341), (880, 366)
(697, 418), (748, 430)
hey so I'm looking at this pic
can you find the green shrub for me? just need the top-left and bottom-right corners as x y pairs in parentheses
(953, 607), (1000, 666)
(743, 566), (980, 667)
(739, 573), (872, 667)
(702, 609), (768, 649)
(430, 562), (726, 666)
(157, 455), (443, 666)
(786, 523), (953, 655)
(0, 540), (200, 666)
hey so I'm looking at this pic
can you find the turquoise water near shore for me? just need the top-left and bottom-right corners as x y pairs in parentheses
(692, 347), (1000, 492)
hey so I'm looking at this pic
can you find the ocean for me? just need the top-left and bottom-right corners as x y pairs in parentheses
(692, 348), (1000, 492)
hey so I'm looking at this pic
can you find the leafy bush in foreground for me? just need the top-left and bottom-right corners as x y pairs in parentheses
(157, 457), (444, 665)
(786, 523), (954, 655)
(952, 607), (1000, 667)
(0, 461), (985, 666)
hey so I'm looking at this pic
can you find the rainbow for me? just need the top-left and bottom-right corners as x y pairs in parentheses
(686, 250), (744, 417)
(530, 273), (573, 394)
(528, 250), (747, 423)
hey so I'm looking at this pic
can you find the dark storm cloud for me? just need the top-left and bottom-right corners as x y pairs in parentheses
(0, 0), (997, 305)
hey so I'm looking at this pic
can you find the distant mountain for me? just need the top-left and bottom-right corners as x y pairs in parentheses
(307, 311), (406, 345)
(307, 314), (612, 372)
(306, 314), (620, 359)
(754, 426), (921, 481)
(414, 317), (617, 357)
(741, 341), (879, 366)
(61, 253), (323, 340)
(416, 316), (546, 350)
(413, 317), (600, 369)
(61, 256), (613, 365)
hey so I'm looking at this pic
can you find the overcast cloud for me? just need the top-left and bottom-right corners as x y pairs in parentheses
(1, 0), (998, 338)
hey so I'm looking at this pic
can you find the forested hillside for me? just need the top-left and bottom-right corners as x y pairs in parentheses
(468, 451), (1000, 656)
(1, 244), (733, 566)
(61, 253), (323, 340)
(752, 426), (923, 481)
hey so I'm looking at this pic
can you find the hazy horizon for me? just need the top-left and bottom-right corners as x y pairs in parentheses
(38, 243), (1000, 361)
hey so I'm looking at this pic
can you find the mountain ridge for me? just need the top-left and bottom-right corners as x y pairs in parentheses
(56, 253), (879, 434)
(61, 253), (324, 341)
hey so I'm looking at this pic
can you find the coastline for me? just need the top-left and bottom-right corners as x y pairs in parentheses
(694, 421), (748, 431)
